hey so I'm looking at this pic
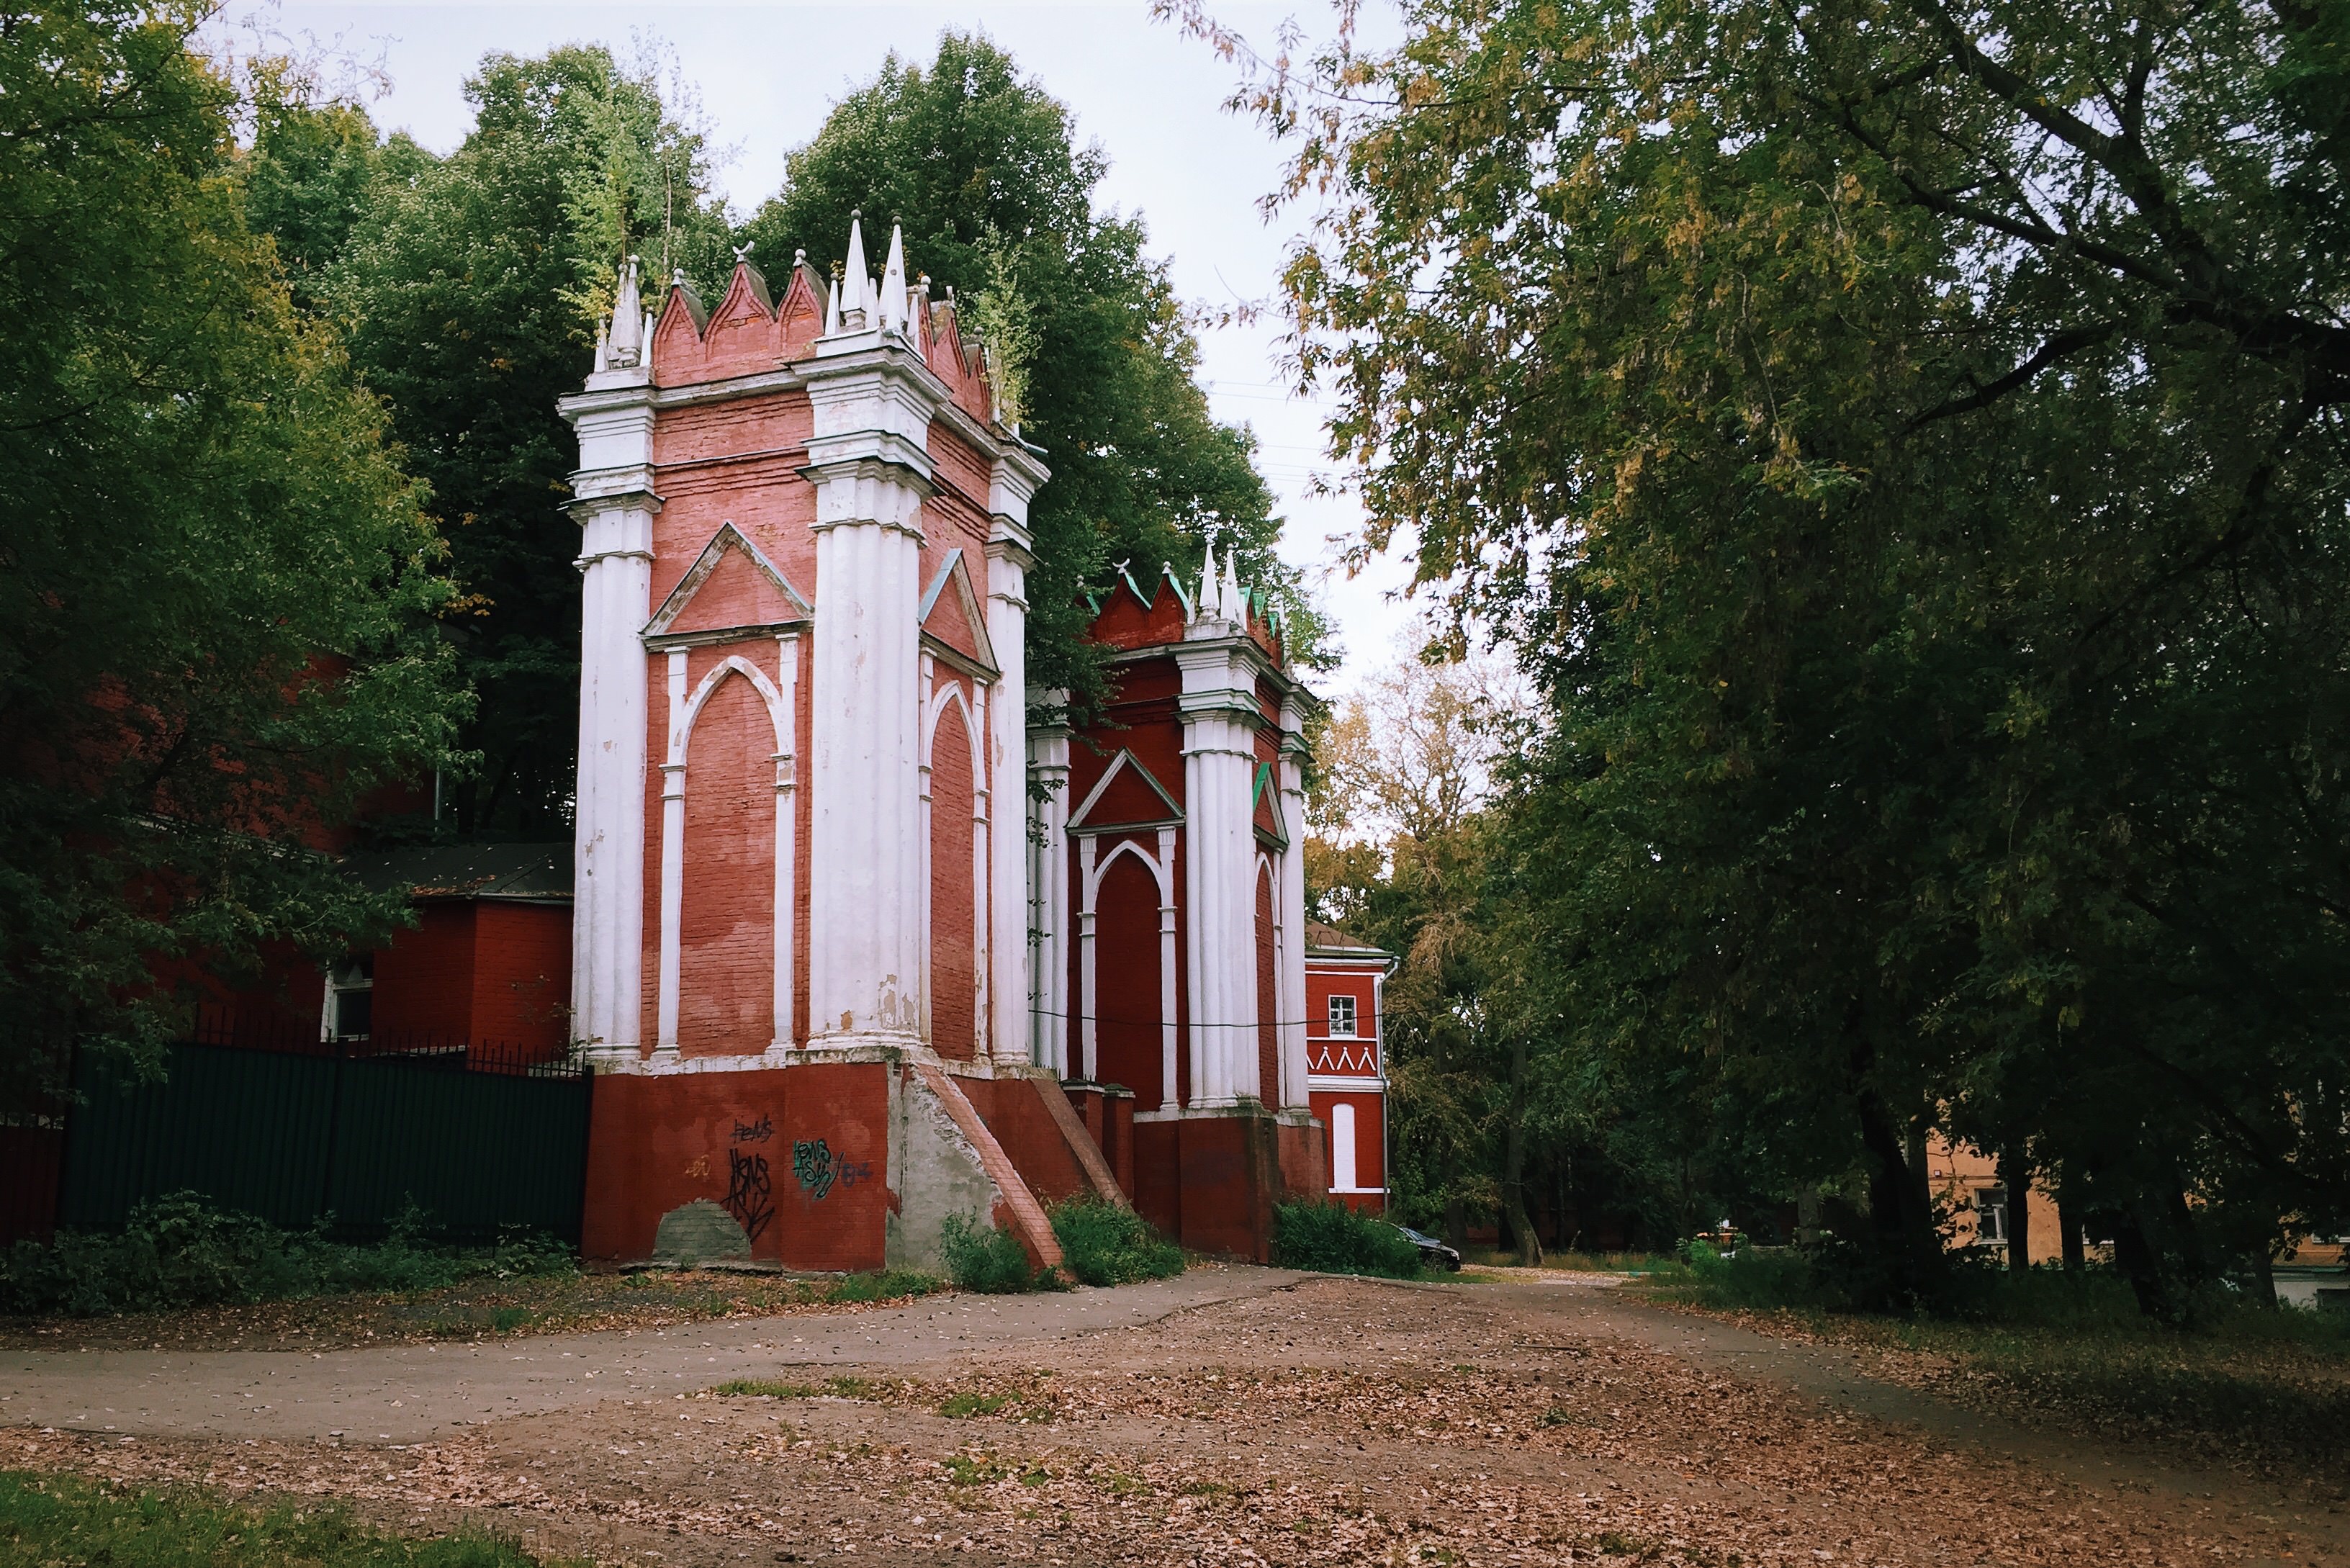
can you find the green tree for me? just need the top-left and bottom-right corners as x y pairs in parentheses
(1198, 0), (2350, 1309)
(314, 46), (733, 837)
(739, 32), (1312, 708)
(0, 3), (469, 1073)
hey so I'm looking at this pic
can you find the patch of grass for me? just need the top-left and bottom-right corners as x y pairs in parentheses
(1645, 1249), (2350, 1471)
(1017, 1461), (1051, 1487)
(0, 1471), (578, 1567)
(942, 1454), (1007, 1487)
(1271, 1202), (1423, 1279)
(1178, 1479), (1233, 1498)
(1047, 1195), (1184, 1287)
(0, 1194), (575, 1317)
(940, 1214), (1066, 1294)
(824, 1375), (881, 1400)
(820, 1269), (940, 1304)
(1539, 1404), (1577, 1428)
(938, 1389), (1017, 1418)
(711, 1379), (818, 1399)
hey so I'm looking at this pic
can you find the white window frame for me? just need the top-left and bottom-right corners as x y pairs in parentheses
(1328, 993), (1359, 1037)
(322, 956), (374, 1042)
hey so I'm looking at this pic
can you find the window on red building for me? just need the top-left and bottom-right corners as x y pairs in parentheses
(1328, 994), (1357, 1037)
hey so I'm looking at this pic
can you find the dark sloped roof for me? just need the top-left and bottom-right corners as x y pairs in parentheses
(1305, 919), (1388, 957)
(343, 842), (572, 904)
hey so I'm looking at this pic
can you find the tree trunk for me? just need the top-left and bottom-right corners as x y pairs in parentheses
(1999, 1146), (2032, 1274)
(2057, 1180), (2086, 1270)
(1444, 1194), (1467, 1256)
(1500, 1032), (1542, 1267)
(2112, 1202), (2177, 1320)
(1857, 1089), (1945, 1307)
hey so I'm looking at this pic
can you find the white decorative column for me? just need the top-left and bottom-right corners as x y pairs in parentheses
(1027, 711), (1072, 1075)
(1276, 694), (1313, 1108)
(560, 261), (659, 1063)
(772, 632), (799, 1050)
(1175, 553), (1266, 1107)
(984, 452), (1045, 1064)
(801, 221), (942, 1049)
(654, 649), (688, 1054)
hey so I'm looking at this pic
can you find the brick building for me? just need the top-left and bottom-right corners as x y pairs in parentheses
(1303, 922), (1392, 1212)
(556, 226), (1330, 1271)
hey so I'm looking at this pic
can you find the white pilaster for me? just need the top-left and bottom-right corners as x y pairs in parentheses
(655, 649), (688, 1054)
(985, 454), (1043, 1064)
(562, 375), (659, 1065)
(802, 330), (942, 1048)
(773, 632), (799, 1049)
(1277, 695), (1313, 1109)
(1156, 824), (1180, 1107)
(1176, 630), (1264, 1107)
(1027, 713), (1072, 1075)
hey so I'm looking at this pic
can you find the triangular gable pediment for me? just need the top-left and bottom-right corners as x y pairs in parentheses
(644, 523), (811, 644)
(919, 549), (998, 675)
(1070, 748), (1184, 832)
(1251, 761), (1289, 850)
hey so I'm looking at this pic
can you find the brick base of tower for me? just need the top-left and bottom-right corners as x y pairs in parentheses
(580, 1053), (1140, 1274)
(1130, 1108), (1328, 1264)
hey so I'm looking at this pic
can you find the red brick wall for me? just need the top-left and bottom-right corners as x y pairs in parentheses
(1092, 846), (1165, 1107)
(958, 1075), (1090, 1204)
(582, 1063), (893, 1269)
(469, 902), (572, 1053)
(929, 692), (978, 1059)
(1305, 966), (1382, 1077)
(1309, 1088), (1386, 1206)
(372, 904), (478, 1042)
(677, 669), (775, 1053)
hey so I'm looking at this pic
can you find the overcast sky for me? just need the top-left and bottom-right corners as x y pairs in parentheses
(254, 0), (1421, 693)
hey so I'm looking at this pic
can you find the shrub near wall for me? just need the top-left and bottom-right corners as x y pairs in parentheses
(0, 1194), (572, 1317)
(1049, 1196), (1184, 1286)
(1271, 1202), (1423, 1279)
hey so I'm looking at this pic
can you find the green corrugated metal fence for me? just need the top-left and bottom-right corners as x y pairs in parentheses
(58, 1042), (592, 1243)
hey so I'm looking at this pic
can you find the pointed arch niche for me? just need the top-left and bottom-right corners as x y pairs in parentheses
(644, 523), (810, 1057)
(1072, 749), (1183, 1106)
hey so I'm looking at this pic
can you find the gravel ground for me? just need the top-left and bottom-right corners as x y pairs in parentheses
(4, 1273), (2335, 1566)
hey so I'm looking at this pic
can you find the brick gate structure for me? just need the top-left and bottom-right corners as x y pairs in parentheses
(561, 224), (1327, 1271)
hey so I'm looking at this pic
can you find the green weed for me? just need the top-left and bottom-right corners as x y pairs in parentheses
(1046, 1195), (1184, 1287)
(938, 1389), (1016, 1418)
(820, 1269), (940, 1304)
(941, 1214), (1065, 1294)
(942, 1454), (1007, 1487)
(0, 1471), (579, 1567)
(711, 1379), (817, 1399)
(0, 1194), (574, 1317)
(1270, 1202), (1422, 1279)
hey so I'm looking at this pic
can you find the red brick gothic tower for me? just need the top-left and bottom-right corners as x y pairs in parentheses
(561, 226), (1325, 1271)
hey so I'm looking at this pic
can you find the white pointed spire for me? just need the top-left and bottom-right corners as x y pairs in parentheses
(1197, 544), (1220, 623)
(1223, 553), (1245, 625)
(880, 224), (908, 335)
(841, 212), (870, 328)
(823, 266), (840, 334)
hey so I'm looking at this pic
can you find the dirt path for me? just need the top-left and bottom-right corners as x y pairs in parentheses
(2, 1269), (2335, 1566)
(0, 1266), (1294, 1444)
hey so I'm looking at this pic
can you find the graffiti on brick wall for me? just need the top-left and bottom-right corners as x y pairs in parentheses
(791, 1138), (873, 1201)
(724, 1145), (774, 1243)
(733, 1114), (774, 1143)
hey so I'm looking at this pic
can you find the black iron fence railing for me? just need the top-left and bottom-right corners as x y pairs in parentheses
(0, 1015), (593, 1248)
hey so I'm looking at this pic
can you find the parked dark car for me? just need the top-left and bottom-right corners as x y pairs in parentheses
(1390, 1222), (1462, 1271)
